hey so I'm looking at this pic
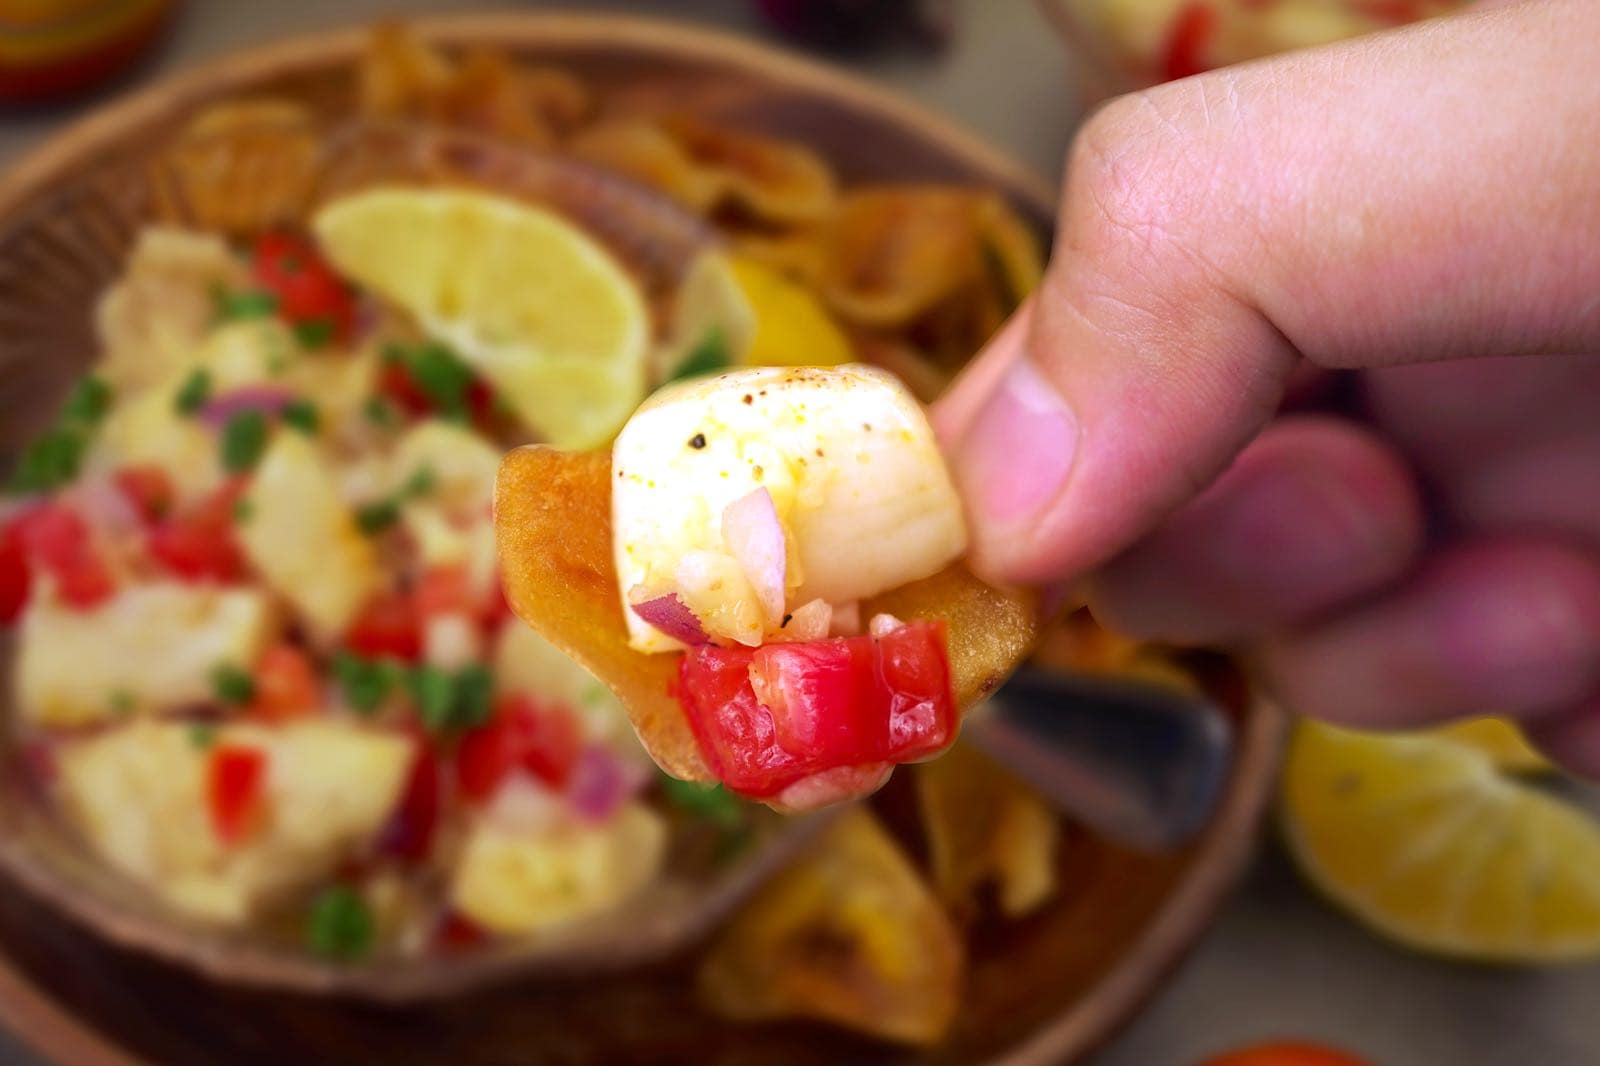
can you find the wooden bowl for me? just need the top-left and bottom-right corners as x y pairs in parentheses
(0, 13), (1287, 1064)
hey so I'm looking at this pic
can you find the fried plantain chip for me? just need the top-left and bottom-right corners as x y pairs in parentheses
(697, 808), (963, 1046)
(819, 187), (1044, 344)
(571, 114), (837, 226)
(916, 741), (1060, 918)
(359, 24), (591, 149)
(494, 445), (1038, 791)
(157, 98), (321, 235)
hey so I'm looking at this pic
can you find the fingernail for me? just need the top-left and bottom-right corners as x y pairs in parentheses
(956, 359), (1078, 525)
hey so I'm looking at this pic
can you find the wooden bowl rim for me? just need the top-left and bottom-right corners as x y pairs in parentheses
(0, 12), (1285, 1065)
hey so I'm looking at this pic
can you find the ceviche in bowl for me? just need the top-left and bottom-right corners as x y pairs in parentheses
(0, 22), (1279, 1054)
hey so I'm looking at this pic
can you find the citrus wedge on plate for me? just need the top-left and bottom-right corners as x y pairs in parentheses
(1282, 721), (1600, 963)
(313, 188), (649, 449)
(1428, 716), (1551, 773)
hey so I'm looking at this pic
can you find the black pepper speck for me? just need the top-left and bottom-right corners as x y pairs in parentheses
(689, 433), (706, 449)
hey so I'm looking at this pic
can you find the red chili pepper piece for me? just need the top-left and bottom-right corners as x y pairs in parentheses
(455, 694), (582, 804)
(147, 478), (248, 583)
(344, 589), (424, 662)
(677, 620), (955, 798)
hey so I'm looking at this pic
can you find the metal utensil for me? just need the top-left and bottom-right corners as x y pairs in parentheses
(963, 668), (1236, 850)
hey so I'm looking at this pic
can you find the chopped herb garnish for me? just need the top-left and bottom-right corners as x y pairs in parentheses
(109, 689), (136, 716)
(211, 663), (256, 706)
(216, 288), (279, 322)
(293, 317), (335, 349)
(354, 464), (434, 536)
(280, 398), (320, 435)
(187, 722), (218, 750)
(174, 367), (213, 416)
(667, 326), (730, 383)
(8, 428), (86, 493)
(355, 498), (401, 535)
(453, 664), (494, 731)
(232, 496), (255, 524)
(408, 665), (456, 731)
(220, 409), (269, 473)
(61, 376), (112, 425)
(401, 464), (436, 499)
(384, 341), (475, 420)
(332, 652), (395, 714)
(660, 776), (743, 828)
(7, 375), (116, 493)
(306, 885), (374, 961)
(362, 394), (397, 428)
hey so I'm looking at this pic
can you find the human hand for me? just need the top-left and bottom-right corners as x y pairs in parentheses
(936, 0), (1600, 773)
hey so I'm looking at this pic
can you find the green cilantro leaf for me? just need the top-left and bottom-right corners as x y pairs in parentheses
(220, 409), (269, 473)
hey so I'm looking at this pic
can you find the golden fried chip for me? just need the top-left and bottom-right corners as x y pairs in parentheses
(493, 445), (1038, 788)
(660, 113), (837, 225)
(916, 742), (1059, 918)
(359, 24), (591, 149)
(698, 809), (963, 1046)
(569, 118), (726, 214)
(158, 98), (320, 234)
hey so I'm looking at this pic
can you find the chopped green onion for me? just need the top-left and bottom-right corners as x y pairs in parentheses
(211, 663), (256, 706)
(61, 376), (113, 425)
(362, 395), (397, 428)
(667, 327), (730, 383)
(293, 318), (335, 350)
(355, 499), (401, 536)
(384, 341), (475, 420)
(187, 723), (218, 750)
(174, 367), (213, 416)
(453, 664), (494, 731)
(332, 652), (395, 715)
(280, 398), (320, 435)
(109, 689), (136, 717)
(220, 409), (269, 473)
(8, 428), (86, 493)
(306, 885), (374, 961)
(408, 665), (456, 731)
(401, 464), (436, 499)
(232, 496), (255, 524)
(216, 289), (278, 322)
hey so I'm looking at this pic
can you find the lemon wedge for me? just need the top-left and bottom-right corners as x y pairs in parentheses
(1282, 720), (1600, 963)
(313, 187), (649, 448)
(1428, 716), (1551, 774)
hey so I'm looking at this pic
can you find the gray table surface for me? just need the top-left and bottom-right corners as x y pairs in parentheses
(1, 2), (1596, 1063)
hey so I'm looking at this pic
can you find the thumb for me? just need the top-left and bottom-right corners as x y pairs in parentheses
(937, 0), (1600, 584)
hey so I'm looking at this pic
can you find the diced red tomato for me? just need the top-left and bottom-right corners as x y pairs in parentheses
(380, 737), (441, 862)
(678, 620), (954, 798)
(414, 565), (474, 620)
(377, 360), (497, 427)
(14, 503), (115, 610)
(248, 644), (319, 721)
(251, 231), (356, 345)
(433, 910), (487, 952)
(147, 478), (247, 583)
(113, 464), (175, 525)
(207, 744), (267, 845)
(1197, 1043), (1374, 1066)
(455, 694), (582, 803)
(344, 589), (424, 662)
(1160, 2), (1217, 82)
(0, 516), (31, 623)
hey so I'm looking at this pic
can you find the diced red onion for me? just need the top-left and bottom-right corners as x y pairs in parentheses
(831, 600), (861, 637)
(868, 612), (906, 638)
(629, 589), (710, 645)
(721, 487), (786, 629)
(567, 744), (647, 823)
(771, 762), (893, 814)
(197, 386), (297, 428)
(781, 598), (832, 641)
